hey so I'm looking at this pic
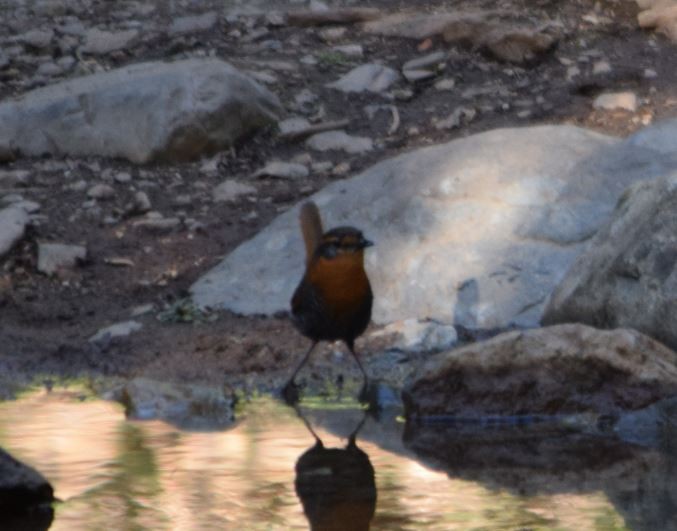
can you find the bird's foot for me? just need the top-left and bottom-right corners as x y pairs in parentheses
(281, 380), (301, 405)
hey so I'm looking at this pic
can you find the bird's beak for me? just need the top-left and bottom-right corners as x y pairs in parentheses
(362, 239), (374, 248)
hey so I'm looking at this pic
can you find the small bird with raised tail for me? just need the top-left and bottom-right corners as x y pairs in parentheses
(283, 201), (373, 402)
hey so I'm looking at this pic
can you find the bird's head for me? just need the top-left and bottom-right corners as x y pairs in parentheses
(315, 227), (373, 260)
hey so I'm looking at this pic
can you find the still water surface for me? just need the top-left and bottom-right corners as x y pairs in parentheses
(1, 387), (673, 530)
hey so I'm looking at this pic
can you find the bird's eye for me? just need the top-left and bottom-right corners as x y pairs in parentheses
(322, 244), (338, 258)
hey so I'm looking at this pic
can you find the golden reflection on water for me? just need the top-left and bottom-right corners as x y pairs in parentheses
(0, 388), (629, 530)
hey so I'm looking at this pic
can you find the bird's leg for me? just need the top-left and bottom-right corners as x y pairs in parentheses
(282, 342), (317, 404)
(348, 343), (370, 402)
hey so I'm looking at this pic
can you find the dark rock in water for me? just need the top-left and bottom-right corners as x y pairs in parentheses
(117, 377), (236, 430)
(0, 447), (54, 530)
(614, 396), (677, 449)
(402, 324), (677, 418)
(543, 171), (677, 352)
(403, 422), (652, 495)
(404, 420), (677, 531)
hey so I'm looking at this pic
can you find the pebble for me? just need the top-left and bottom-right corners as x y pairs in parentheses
(305, 130), (374, 154)
(87, 183), (115, 200)
(115, 171), (132, 183)
(319, 27), (347, 42)
(17, 29), (54, 49)
(89, 320), (143, 343)
(434, 107), (477, 130)
(169, 11), (218, 36)
(332, 44), (363, 58)
(312, 161), (334, 173)
(132, 191), (152, 214)
(371, 319), (458, 353)
(37, 242), (87, 275)
(402, 51), (445, 72)
(592, 60), (612, 75)
(252, 161), (309, 180)
(81, 28), (139, 55)
(278, 117), (312, 136)
(434, 78), (456, 91)
(593, 91), (638, 112)
(327, 63), (400, 94)
(213, 180), (257, 202)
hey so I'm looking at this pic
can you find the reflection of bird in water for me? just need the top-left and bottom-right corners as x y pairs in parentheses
(294, 409), (377, 531)
(284, 201), (374, 403)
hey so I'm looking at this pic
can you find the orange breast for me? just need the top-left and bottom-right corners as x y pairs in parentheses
(308, 253), (371, 317)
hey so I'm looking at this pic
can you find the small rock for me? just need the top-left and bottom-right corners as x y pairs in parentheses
(327, 63), (400, 93)
(131, 191), (151, 214)
(253, 161), (309, 180)
(90, 320), (142, 343)
(246, 70), (278, 84)
(403, 69), (436, 82)
(131, 303), (154, 317)
(114, 171), (132, 183)
(70, 180), (88, 192)
(373, 319), (458, 353)
(434, 78), (456, 91)
(199, 156), (221, 175)
(592, 60), (612, 75)
(300, 54), (318, 66)
(37, 243), (87, 275)
(266, 11), (287, 27)
(306, 130), (374, 153)
(132, 216), (181, 232)
(81, 28), (139, 55)
(644, 68), (658, 79)
(0, 205), (29, 258)
(169, 12), (218, 36)
(312, 161), (334, 173)
(119, 377), (234, 429)
(294, 88), (319, 110)
(17, 29), (54, 49)
(332, 162), (351, 176)
(278, 117), (312, 136)
(332, 44), (363, 57)
(403, 51), (446, 71)
(172, 194), (192, 207)
(567, 65), (581, 80)
(593, 92), (638, 112)
(310, 0), (330, 12)
(87, 183), (115, 200)
(0, 170), (30, 187)
(213, 180), (257, 202)
(319, 27), (347, 42)
(35, 62), (62, 77)
(434, 107), (476, 130)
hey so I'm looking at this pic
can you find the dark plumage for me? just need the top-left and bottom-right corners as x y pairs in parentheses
(284, 203), (374, 401)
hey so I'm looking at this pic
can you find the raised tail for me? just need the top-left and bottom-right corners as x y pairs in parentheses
(299, 201), (324, 264)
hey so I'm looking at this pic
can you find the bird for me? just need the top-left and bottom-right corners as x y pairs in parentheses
(283, 201), (374, 402)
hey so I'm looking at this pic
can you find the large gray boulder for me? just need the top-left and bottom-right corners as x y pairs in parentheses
(543, 172), (677, 350)
(192, 123), (672, 328)
(0, 59), (281, 163)
(402, 324), (677, 418)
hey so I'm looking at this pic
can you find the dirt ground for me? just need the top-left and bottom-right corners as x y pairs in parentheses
(2, 0), (677, 398)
